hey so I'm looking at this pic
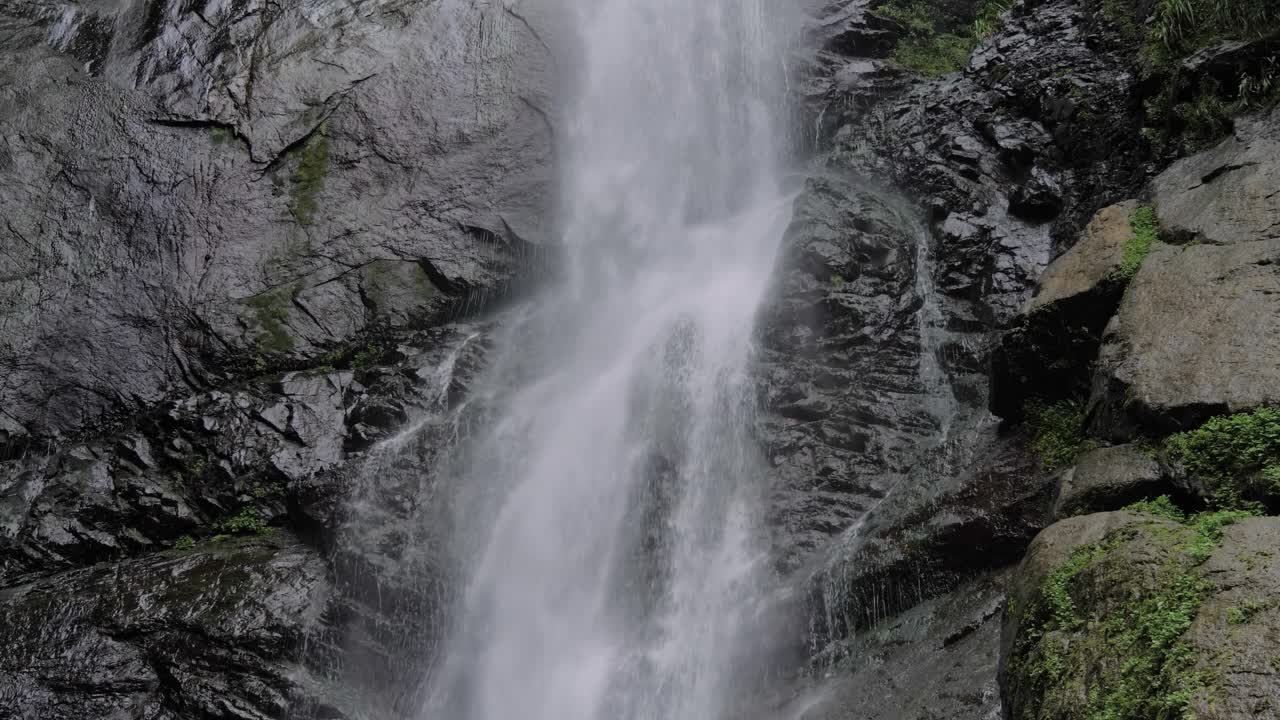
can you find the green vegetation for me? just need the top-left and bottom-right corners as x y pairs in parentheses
(873, 0), (1014, 76)
(1226, 599), (1266, 625)
(1027, 400), (1099, 471)
(244, 286), (296, 354)
(1124, 494), (1184, 521)
(290, 124), (330, 226)
(351, 343), (386, 368)
(210, 127), (230, 145)
(1100, 0), (1280, 152)
(1014, 506), (1258, 719)
(1165, 407), (1280, 509)
(1112, 204), (1158, 281)
(217, 506), (271, 536)
(174, 535), (196, 550)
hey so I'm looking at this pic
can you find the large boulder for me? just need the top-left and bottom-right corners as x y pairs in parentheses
(1152, 106), (1280, 246)
(1087, 236), (1280, 437)
(0, 534), (334, 719)
(1002, 510), (1280, 720)
(990, 201), (1141, 419)
(0, 0), (552, 441)
(1087, 107), (1280, 438)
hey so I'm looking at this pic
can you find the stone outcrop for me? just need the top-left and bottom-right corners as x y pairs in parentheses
(1052, 443), (1168, 518)
(990, 201), (1141, 419)
(0, 534), (332, 719)
(0, 0), (552, 442)
(1002, 510), (1280, 720)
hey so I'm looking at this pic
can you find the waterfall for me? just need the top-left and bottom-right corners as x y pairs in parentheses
(419, 1), (797, 718)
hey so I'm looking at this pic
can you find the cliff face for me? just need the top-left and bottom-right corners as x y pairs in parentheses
(1, 0), (1278, 718)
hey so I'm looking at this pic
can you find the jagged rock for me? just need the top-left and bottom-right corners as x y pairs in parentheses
(1002, 511), (1280, 720)
(0, 0), (553, 440)
(990, 201), (1138, 419)
(1151, 105), (1280, 246)
(1087, 236), (1280, 438)
(771, 572), (1005, 720)
(0, 534), (335, 719)
(1052, 443), (1168, 517)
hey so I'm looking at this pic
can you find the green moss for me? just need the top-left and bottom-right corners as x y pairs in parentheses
(174, 535), (196, 550)
(290, 124), (329, 226)
(892, 33), (975, 76)
(1165, 407), (1280, 509)
(244, 286), (297, 354)
(1112, 204), (1158, 281)
(1013, 506), (1254, 720)
(1027, 400), (1100, 471)
(217, 506), (270, 536)
(210, 127), (230, 145)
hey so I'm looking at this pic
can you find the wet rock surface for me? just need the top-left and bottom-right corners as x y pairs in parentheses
(0, 0), (552, 441)
(0, 533), (331, 719)
(1052, 443), (1169, 518)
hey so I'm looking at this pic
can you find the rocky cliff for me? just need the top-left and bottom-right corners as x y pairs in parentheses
(2, 0), (1278, 718)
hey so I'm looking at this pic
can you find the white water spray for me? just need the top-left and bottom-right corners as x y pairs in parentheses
(421, 1), (796, 719)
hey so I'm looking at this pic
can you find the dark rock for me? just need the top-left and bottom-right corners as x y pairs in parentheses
(1008, 166), (1064, 221)
(990, 201), (1138, 419)
(0, 0), (553, 440)
(0, 533), (334, 719)
(1052, 443), (1168, 517)
(767, 572), (1006, 720)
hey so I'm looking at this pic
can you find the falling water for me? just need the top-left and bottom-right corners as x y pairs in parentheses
(421, 1), (796, 719)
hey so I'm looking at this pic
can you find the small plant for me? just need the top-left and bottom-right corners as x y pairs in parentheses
(1124, 495), (1185, 522)
(831, 274), (846, 288)
(1226, 599), (1266, 625)
(210, 127), (229, 144)
(1113, 204), (1158, 280)
(973, 0), (1014, 39)
(217, 506), (270, 536)
(1165, 407), (1280, 508)
(174, 535), (196, 550)
(1026, 400), (1099, 471)
(351, 344), (384, 368)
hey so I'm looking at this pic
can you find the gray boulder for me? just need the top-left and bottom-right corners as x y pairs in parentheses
(1152, 106), (1280, 246)
(1002, 511), (1280, 720)
(1052, 443), (1166, 518)
(1088, 237), (1280, 437)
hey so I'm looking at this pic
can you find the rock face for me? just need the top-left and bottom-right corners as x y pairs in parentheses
(1087, 246), (1280, 437)
(990, 201), (1140, 418)
(0, 0), (552, 441)
(1052, 443), (1167, 518)
(1002, 510), (1280, 720)
(1151, 106), (1280, 247)
(0, 534), (331, 719)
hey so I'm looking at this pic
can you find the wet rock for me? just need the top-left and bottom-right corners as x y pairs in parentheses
(0, 533), (334, 719)
(990, 201), (1139, 419)
(1052, 443), (1168, 517)
(1087, 238), (1280, 438)
(1151, 105), (1280, 246)
(770, 572), (1005, 720)
(0, 0), (553, 440)
(1002, 511), (1280, 720)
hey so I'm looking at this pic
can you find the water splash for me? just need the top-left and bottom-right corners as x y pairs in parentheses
(420, 1), (799, 718)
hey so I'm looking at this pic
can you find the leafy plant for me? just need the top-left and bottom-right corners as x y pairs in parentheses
(174, 535), (196, 550)
(217, 506), (270, 536)
(1124, 495), (1185, 521)
(1027, 400), (1099, 471)
(1165, 407), (1280, 508)
(1112, 204), (1158, 281)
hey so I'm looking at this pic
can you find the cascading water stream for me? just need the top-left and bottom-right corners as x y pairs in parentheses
(419, 1), (797, 719)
